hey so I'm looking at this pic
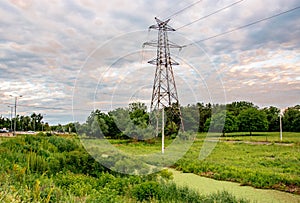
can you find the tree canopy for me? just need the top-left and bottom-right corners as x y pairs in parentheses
(1, 102), (299, 137)
(238, 108), (268, 135)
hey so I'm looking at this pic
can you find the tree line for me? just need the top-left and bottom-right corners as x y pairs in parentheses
(0, 113), (49, 132)
(76, 101), (300, 138)
(1, 101), (298, 136)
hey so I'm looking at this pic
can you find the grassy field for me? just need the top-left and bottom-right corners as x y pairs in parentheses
(104, 132), (300, 194)
(174, 132), (300, 194)
(0, 133), (249, 202)
(0, 132), (299, 202)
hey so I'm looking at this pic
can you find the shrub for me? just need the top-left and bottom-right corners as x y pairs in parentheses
(208, 191), (249, 203)
(48, 136), (78, 152)
(36, 132), (45, 137)
(27, 152), (48, 174)
(131, 181), (162, 201)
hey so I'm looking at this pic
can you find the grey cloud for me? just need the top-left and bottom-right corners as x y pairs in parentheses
(63, 0), (96, 20)
(0, 0), (299, 124)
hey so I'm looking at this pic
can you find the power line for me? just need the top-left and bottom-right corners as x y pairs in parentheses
(176, 0), (244, 30)
(164, 0), (203, 20)
(1, 90), (152, 113)
(0, 101), (83, 111)
(182, 5), (300, 47)
(0, 96), (146, 113)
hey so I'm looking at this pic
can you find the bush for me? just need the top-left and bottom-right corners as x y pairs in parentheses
(27, 152), (48, 174)
(48, 136), (78, 152)
(46, 132), (53, 137)
(36, 132), (45, 137)
(207, 191), (249, 203)
(131, 181), (162, 201)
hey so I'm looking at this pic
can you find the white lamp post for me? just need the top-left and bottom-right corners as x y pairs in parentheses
(279, 109), (284, 141)
(10, 94), (22, 136)
(8, 106), (13, 132)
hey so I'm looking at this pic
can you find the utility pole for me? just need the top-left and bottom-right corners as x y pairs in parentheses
(10, 94), (22, 136)
(143, 17), (184, 140)
(33, 116), (35, 131)
(8, 106), (13, 132)
(280, 109), (283, 141)
(162, 108), (165, 154)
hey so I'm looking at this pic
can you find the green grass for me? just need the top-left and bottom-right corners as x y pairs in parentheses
(0, 133), (249, 202)
(174, 132), (300, 194)
(81, 132), (300, 194)
(108, 138), (171, 155)
(1, 132), (299, 202)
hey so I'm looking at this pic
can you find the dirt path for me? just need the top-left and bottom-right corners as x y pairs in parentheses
(204, 138), (295, 146)
(221, 140), (294, 146)
(170, 169), (300, 203)
(0, 132), (14, 137)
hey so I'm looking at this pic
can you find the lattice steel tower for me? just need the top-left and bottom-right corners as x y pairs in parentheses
(144, 17), (183, 130)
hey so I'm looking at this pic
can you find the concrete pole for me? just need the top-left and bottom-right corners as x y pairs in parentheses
(14, 97), (17, 136)
(162, 108), (165, 154)
(279, 113), (283, 141)
(8, 106), (13, 131)
(10, 95), (22, 136)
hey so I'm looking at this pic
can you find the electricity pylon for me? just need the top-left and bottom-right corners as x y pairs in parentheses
(143, 17), (184, 132)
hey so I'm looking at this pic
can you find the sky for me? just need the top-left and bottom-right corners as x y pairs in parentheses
(0, 0), (299, 125)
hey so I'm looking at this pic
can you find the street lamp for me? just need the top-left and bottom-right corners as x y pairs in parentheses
(7, 106), (13, 132)
(279, 109), (284, 141)
(42, 114), (46, 132)
(10, 94), (22, 136)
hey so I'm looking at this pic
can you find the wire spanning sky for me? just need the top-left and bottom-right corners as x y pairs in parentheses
(0, 0), (299, 124)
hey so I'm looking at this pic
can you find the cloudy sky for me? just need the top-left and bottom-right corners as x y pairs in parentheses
(0, 0), (299, 124)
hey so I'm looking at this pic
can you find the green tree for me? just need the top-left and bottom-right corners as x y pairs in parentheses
(124, 102), (153, 140)
(226, 101), (256, 116)
(21, 115), (31, 131)
(44, 122), (51, 131)
(283, 105), (300, 132)
(262, 106), (280, 131)
(64, 122), (77, 133)
(109, 108), (131, 133)
(31, 113), (37, 131)
(205, 110), (238, 136)
(91, 116), (102, 137)
(128, 102), (149, 128)
(0, 116), (10, 129)
(56, 124), (64, 133)
(237, 108), (268, 135)
(164, 103), (181, 137)
(181, 104), (199, 132)
(198, 102), (212, 132)
(85, 110), (121, 138)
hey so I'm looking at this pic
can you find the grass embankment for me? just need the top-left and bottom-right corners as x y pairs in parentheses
(0, 133), (249, 202)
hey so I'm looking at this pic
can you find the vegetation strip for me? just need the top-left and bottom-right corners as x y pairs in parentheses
(0, 134), (250, 202)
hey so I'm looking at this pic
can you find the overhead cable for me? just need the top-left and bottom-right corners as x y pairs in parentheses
(182, 5), (300, 47)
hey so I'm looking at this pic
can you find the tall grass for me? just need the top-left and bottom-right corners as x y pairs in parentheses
(0, 134), (249, 202)
(174, 133), (300, 194)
